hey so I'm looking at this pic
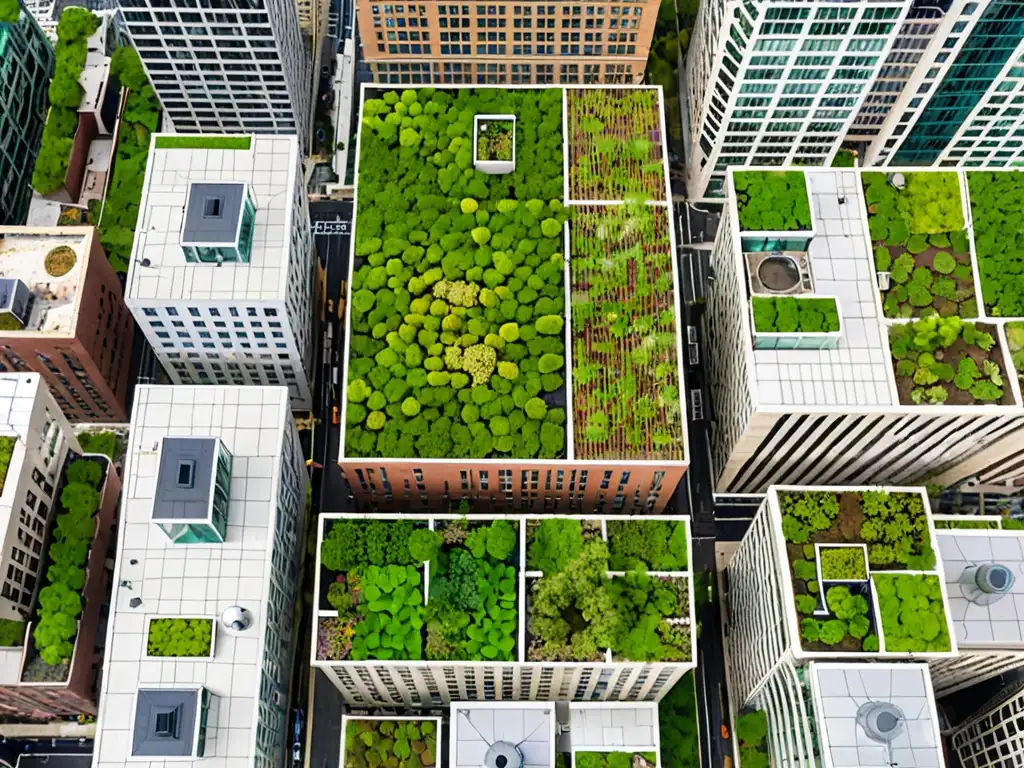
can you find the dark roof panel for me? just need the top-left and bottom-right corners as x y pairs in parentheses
(153, 437), (216, 521)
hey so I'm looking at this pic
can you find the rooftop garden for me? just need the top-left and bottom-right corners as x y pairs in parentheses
(1009, 322), (1024, 392)
(863, 172), (975, 319)
(889, 316), (1012, 405)
(526, 519), (691, 663)
(0, 435), (14, 494)
(346, 87), (568, 460)
(343, 719), (437, 768)
(0, 618), (25, 647)
(658, 671), (699, 768)
(779, 489), (951, 654)
(751, 296), (839, 334)
(734, 171), (810, 232)
(968, 171), (1024, 317)
(76, 429), (121, 461)
(31, 8), (100, 195)
(735, 710), (769, 768)
(153, 136), (251, 150)
(570, 204), (683, 460)
(476, 117), (513, 163)
(146, 618), (213, 658)
(0, 0), (20, 23)
(568, 89), (665, 202)
(576, 752), (657, 768)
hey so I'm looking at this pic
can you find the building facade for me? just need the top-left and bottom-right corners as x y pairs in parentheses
(118, 0), (310, 145)
(92, 385), (305, 768)
(127, 135), (314, 410)
(0, 227), (133, 422)
(358, 0), (658, 85)
(950, 678), (1024, 768)
(0, 3), (55, 225)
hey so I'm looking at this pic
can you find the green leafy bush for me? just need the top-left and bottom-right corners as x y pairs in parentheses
(968, 172), (1024, 316)
(658, 672), (700, 768)
(408, 529), (442, 563)
(76, 431), (118, 460)
(859, 490), (935, 570)
(735, 171), (811, 231)
(607, 520), (687, 571)
(527, 518), (583, 574)
(751, 296), (839, 333)
(819, 547), (866, 581)
(344, 719), (437, 768)
(321, 519), (416, 572)
(575, 753), (657, 768)
(351, 564), (424, 660)
(873, 573), (951, 653)
(0, 618), (25, 647)
(147, 618), (213, 657)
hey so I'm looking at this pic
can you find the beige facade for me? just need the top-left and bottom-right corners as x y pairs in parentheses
(358, 0), (659, 84)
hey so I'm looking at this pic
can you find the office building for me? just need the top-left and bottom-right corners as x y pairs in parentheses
(358, 1), (659, 85)
(92, 385), (306, 767)
(340, 85), (688, 512)
(0, 2), (54, 224)
(313, 512), (696, 705)
(705, 167), (1024, 494)
(127, 135), (314, 410)
(119, 0), (310, 143)
(950, 677), (1024, 768)
(0, 227), (133, 422)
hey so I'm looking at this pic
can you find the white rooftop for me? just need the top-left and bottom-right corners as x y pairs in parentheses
(0, 229), (90, 334)
(811, 663), (942, 768)
(93, 385), (292, 768)
(749, 171), (894, 408)
(452, 703), (553, 768)
(568, 704), (658, 753)
(938, 531), (1024, 647)
(127, 135), (297, 304)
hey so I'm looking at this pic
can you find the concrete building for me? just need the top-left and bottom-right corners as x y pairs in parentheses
(0, 226), (133, 422)
(705, 167), (1024, 494)
(313, 512), (696, 705)
(118, 0), (309, 144)
(950, 676), (1024, 768)
(357, 1), (659, 85)
(0, 3), (54, 225)
(92, 385), (306, 768)
(127, 135), (314, 411)
(0, 373), (122, 719)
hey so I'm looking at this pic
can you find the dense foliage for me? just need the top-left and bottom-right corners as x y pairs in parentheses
(571, 204), (683, 460)
(1008, 322), (1024, 389)
(889, 317), (1006, 405)
(568, 88), (665, 201)
(576, 753), (657, 768)
(658, 671), (700, 768)
(800, 585), (874, 649)
(968, 171), (1024, 316)
(0, 618), (25, 647)
(934, 518), (998, 530)
(863, 171), (964, 236)
(527, 518), (583, 574)
(0, 436), (13, 492)
(751, 296), (839, 334)
(607, 520), (687, 571)
(831, 149), (856, 168)
(734, 171), (811, 231)
(0, 0), (20, 22)
(147, 618), (213, 657)
(476, 118), (513, 162)
(819, 547), (866, 581)
(735, 710), (769, 768)
(346, 88), (569, 460)
(153, 136), (251, 150)
(33, 459), (103, 666)
(344, 719), (437, 768)
(874, 574), (951, 652)
(31, 8), (100, 194)
(96, 47), (161, 272)
(76, 430), (119, 460)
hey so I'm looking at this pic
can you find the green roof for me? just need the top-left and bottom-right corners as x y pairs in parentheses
(154, 136), (252, 150)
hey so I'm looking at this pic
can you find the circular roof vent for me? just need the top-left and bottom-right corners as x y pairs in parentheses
(975, 563), (1015, 595)
(484, 742), (523, 768)
(856, 701), (905, 744)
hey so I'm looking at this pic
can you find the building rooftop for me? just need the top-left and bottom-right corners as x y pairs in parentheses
(152, 437), (217, 521)
(810, 663), (942, 768)
(182, 183), (246, 246)
(131, 688), (200, 758)
(0, 228), (92, 335)
(93, 385), (292, 768)
(128, 135), (297, 303)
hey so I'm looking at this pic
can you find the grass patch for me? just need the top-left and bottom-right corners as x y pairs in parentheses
(154, 135), (251, 150)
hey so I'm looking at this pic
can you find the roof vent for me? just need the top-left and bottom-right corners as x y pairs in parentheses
(961, 563), (1015, 605)
(484, 742), (523, 768)
(856, 701), (905, 744)
(154, 706), (181, 739)
(221, 605), (252, 632)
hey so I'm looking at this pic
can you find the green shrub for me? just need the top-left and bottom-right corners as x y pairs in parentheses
(147, 618), (213, 657)
(873, 573), (951, 652)
(344, 719), (436, 768)
(751, 296), (839, 333)
(607, 520), (688, 571)
(408, 529), (442, 563)
(0, 619), (25, 647)
(933, 251), (956, 274)
(734, 171), (811, 231)
(527, 518), (583, 574)
(819, 547), (866, 580)
(658, 673), (700, 768)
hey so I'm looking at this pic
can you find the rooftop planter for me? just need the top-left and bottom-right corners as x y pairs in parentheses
(570, 204), (684, 461)
(342, 717), (439, 768)
(872, 573), (951, 653)
(750, 296), (841, 350)
(658, 672), (699, 768)
(0, 436), (14, 493)
(967, 171), (1024, 318)
(862, 171), (975, 319)
(145, 617), (215, 659)
(574, 753), (657, 768)
(1008, 322), (1024, 393)
(473, 115), (515, 174)
(779, 489), (951, 655)
(0, 618), (26, 647)
(154, 136), (252, 150)
(735, 710), (769, 768)
(526, 519), (691, 663)
(889, 317), (1014, 405)
(346, 87), (567, 461)
(567, 88), (665, 201)
(734, 171), (812, 234)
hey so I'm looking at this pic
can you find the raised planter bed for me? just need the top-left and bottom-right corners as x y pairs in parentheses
(342, 716), (439, 768)
(473, 114), (515, 174)
(145, 617), (215, 659)
(967, 171), (1024, 318)
(750, 295), (841, 351)
(735, 171), (812, 235)
(574, 752), (657, 768)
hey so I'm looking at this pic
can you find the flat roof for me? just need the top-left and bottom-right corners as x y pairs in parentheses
(182, 182), (245, 246)
(152, 437), (217, 521)
(453, 704), (552, 768)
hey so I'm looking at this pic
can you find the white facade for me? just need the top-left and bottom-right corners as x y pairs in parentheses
(127, 135), (314, 410)
(119, 0), (310, 144)
(950, 678), (1024, 768)
(313, 513), (696, 706)
(0, 374), (79, 621)
(705, 167), (1024, 494)
(92, 385), (305, 768)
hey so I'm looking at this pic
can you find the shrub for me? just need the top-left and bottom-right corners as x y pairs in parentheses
(147, 618), (213, 657)
(344, 719), (436, 768)
(933, 251), (956, 274)
(0, 619), (25, 647)
(607, 520), (688, 571)
(44, 246), (77, 278)
(873, 573), (951, 652)
(819, 547), (867, 581)
(527, 518), (583, 574)
(408, 528), (442, 563)
(751, 296), (838, 333)
(734, 171), (811, 231)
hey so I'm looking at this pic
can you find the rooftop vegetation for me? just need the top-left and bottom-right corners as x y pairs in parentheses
(1008, 322), (1024, 392)
(0, 618), (25, 647)
(658, 671), (699, 768)
(570, 204), (683, 460)
(476, 118), (513, 162)
(607, 520), (687, 571)
(346, 88), (567, 460)
(344, 719), (437, 768)
(734, 171), (811, 232)
(863, 172), (975, 318)
(576, 752), (657, 768)
(831, 149), (857, 168)
(968, 171), (1024, 317)
(735, 710), (769, 768)
(76, 429), (119, 460)
(31, 8), (100, 195)
(0, 436), (14, 494)
(568, 89), (665, 201)
(873, 574), (951, 653)
(154, 135), (252, 150)
(889, 317), (1010, 405)
(146, 618), (213, 657)
(526, 519), (690, 662)
(751, 296), (839, 334)
(95, 47), (161, 273)
(44, 245), (77, 278)
(0, 0), (20, 23)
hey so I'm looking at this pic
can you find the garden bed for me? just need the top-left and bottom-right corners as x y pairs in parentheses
(873, 574), (951, 653)
(570, 205), (683, 460)
(967, 171), (1024, 318)
(567, 88), (665, 201)
(862, 171), (975, 318)
(734, 171), (810, 232)
(889, 317), (1013, 405)
(146, 618), (214, 658)
(1008, 322), (1024, 391)
(345, 87), (568, 460)
(575, 752), (656, 768)
(343, 718), (438, 768)
(750, 296), (839, 333)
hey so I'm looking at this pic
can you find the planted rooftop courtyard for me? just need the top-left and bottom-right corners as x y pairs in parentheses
(968, 171), (1024, 319)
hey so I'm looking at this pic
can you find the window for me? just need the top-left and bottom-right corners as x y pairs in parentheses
(203, 197), (223, 217)
(177, 460), (196, 488)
